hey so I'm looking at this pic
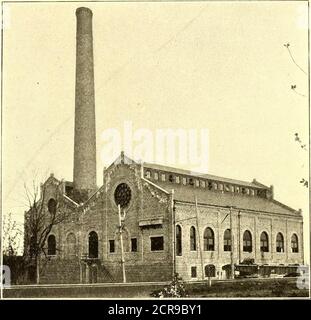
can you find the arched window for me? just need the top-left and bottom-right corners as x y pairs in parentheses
(47, 198), (57, 215)
(66, 233), (77, 257)
(47, 234), (56, 255)
(243, 230), (252, 252)
(291, 234), (299, 253)
(276, 233), (284, 253)
(88, 231), (98, 259)
(224, 229), (231, 251)
(205, 264), (216, 277)
(260, 232), (269, 252)
(190, 226), (196, 251)
(203, 227), (214, 251)
(176, 225), (182, 256)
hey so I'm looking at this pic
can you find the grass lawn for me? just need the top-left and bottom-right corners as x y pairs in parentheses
(3, 278), (309, 298)
(185, 278), (309, 298)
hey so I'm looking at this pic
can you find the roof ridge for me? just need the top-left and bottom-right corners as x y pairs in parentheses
(143, 162), (263, 188)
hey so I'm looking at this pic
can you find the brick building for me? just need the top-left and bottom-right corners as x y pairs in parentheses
(24, 7), (304, 284)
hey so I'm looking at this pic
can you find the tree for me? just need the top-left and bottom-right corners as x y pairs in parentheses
(283, 43), (308, 188)
(3, 212), (22, 257)
(294, 133), (308, 188)
(24, 180), (73, 284)
(2, 213), (26, 284)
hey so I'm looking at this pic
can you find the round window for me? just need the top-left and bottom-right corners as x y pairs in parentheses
(114, 183), (131, 209)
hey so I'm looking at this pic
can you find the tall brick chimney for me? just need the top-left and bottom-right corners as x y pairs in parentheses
(73, 7), (97, 196)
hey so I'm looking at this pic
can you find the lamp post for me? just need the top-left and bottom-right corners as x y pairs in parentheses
(118, 204), (126, 283)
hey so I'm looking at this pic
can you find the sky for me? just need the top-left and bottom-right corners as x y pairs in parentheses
(1, 1), (309, 261)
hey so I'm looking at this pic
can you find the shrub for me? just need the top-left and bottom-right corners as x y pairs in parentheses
(271, 281), (287, 297)
(151, 273), (188, 298)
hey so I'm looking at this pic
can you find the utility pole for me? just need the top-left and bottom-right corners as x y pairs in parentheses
(229, 206), (235, 280)
(195, 196), (205, 281)
(118, 204), (126, 283)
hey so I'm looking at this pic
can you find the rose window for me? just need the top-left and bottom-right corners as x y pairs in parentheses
(114, 183), (131, 208)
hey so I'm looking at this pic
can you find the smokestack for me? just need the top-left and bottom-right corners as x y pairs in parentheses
(73, 7), (97, 194)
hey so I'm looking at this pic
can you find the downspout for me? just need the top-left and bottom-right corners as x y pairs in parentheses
(238, 210), (241, 264)
(171, 189), (176, 279)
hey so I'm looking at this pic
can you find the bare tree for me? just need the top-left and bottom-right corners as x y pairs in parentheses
(24, 180), (73, 284)
(3, 212), (23, 257)
(283, 43), (308, 188)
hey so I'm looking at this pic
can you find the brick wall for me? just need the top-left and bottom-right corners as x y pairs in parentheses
(174, 202), (303, 281)
(24, 165), (303, 285)
(30, 163), (174, 284)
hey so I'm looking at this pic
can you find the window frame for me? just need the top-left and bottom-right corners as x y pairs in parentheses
(47, 198), (57, 215)
(260, 232), (269, 253)
(243, 230), (252, 252)
(276, 232), (284, 253)
(205, 264), (216, 278)
(47, 234), (56, 256)
(150, 235), (164, 252)
(131, 238), (138, 252)
(190, 226), (197, 251)
(203, 227), (215, 251)
(109, 239), (115, 253)
(176, 225), (182, 256)
(191, 266), (197, 278)
(291, 234), (299, 253)
(223, 229), (231, 252)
